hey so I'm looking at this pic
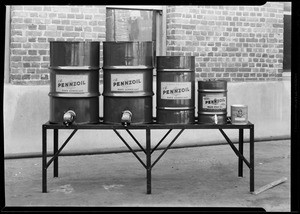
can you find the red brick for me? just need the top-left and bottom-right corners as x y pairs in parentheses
(28, 50), (37, 55)
(232, 78), (244, 81)
(71, 20), (87, 26)
(207, 73), (215, 78)
(75, 26), (83, 31)
(71, 7), (80, 13)
(226, 68), (239, 72)
(41, 63), (48, 68)
(92, 26), (105, 32)
(41, 74), (49, 80)
(11, 30), (23, 36)
(23, 43), (34, 49)
(23, 56), (41, 61)
(30, 12), (38, 18)
(37, 38), (46, 42)
(245, 78), (258, 81)
(85, 15), (93, 19)
(11, 23), (27, 30)
(76, 14), (84, 19)
(58, 13), (67, 18)
(38, 50), (47, 55)
(66, 13), (74, 19)
(10, 43), (22, 48)
(62, 32), (80, 37)
(38, 25), (46, 30)
(212, 68), (225, 72)
(10, 74), (22, 80)
(64, 26), (73, 31)
(11, 18), (24, 24)
(24, 18), (33, 23)
(12, 49), (26, 55)
(52, 19), (60, 24)
(23, 63), (30, 68)
(226, 47), (239, 52)
(28, 24), (37, 30)
(43, 56), (50, 61)
(37, 69), (49, 74)
(31, 43), (48, 49)
(26, 31), (42, 37)
(11, 56), (22, 61)
(21, 74), (31, 80)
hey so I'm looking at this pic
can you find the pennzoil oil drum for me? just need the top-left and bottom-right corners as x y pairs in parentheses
(49, 41), (100, 124)
(198, 80), (227, 124)
(156, 56), (195, 124)
(102, 41), (154, 124)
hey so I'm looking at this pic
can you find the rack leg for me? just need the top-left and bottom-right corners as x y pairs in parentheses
(238, 129), (244, 177)
(42, 126), (47, 193)
(54, 129), (58, 177)
(250, 125), (255, 192)
(146, 128), (151, 194)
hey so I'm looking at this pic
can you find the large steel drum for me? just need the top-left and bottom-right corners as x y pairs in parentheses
(102, 41), (154, 124)
(49, 41), (100, 125)
(198, 80), (227, 124)
(156, 56), (195, 124)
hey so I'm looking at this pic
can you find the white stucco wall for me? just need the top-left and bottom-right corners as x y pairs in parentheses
(4, 80), (291, 158)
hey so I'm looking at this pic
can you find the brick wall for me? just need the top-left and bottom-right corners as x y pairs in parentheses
(9, 3), (284, 84)
(9, 5), (106, 84)
(166, 2), (284, 81)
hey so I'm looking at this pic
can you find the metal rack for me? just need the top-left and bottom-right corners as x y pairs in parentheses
(42, 118), (254, 194)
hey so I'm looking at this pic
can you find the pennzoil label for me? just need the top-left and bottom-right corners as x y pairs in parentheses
(56, 75), (88, 93)
(111, 73), (143, 91)
(161, 82), (191, 99)
(231, 106), (247, 122)
(202, 94), (226, 109)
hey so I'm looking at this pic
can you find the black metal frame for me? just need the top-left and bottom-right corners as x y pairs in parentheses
(42, 118), (254, 194)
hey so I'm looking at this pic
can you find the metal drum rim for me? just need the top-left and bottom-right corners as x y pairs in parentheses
(50, 41), (100, 43)
(198, 111), (227, 115)
(103, 41), (154, 44)
(50, 66), (100, 70)
(157, 107), (195, 110)
(102, 92), (154, 97)
(157, 56), (195, 58)
(231, 104), (248, 107)
(102, 66), (154, 70)
(198, 89), (227, 92)
(156, 122), (195, 125)
(198, 80), (228, 82)
(49, 92), (100, 98)
(156, 68), (194, 72)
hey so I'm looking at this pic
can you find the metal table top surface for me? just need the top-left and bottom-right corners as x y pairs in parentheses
(43, 117), (253, 130)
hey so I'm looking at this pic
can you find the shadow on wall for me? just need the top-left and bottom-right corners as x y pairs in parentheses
(4, 80), (291, 157)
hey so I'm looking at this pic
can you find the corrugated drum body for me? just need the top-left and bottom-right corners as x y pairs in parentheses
(156, 56), (195, 124)
(198, 80), (227, 124)
(49, 41), (100, 124)
(102, 41), (154, 124)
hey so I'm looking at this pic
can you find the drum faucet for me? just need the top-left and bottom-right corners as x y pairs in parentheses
(63, 110), (76, 126)
(121, 110), (132, 126)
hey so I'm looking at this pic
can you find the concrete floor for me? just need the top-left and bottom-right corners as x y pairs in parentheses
(4, 140), (290, 212)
